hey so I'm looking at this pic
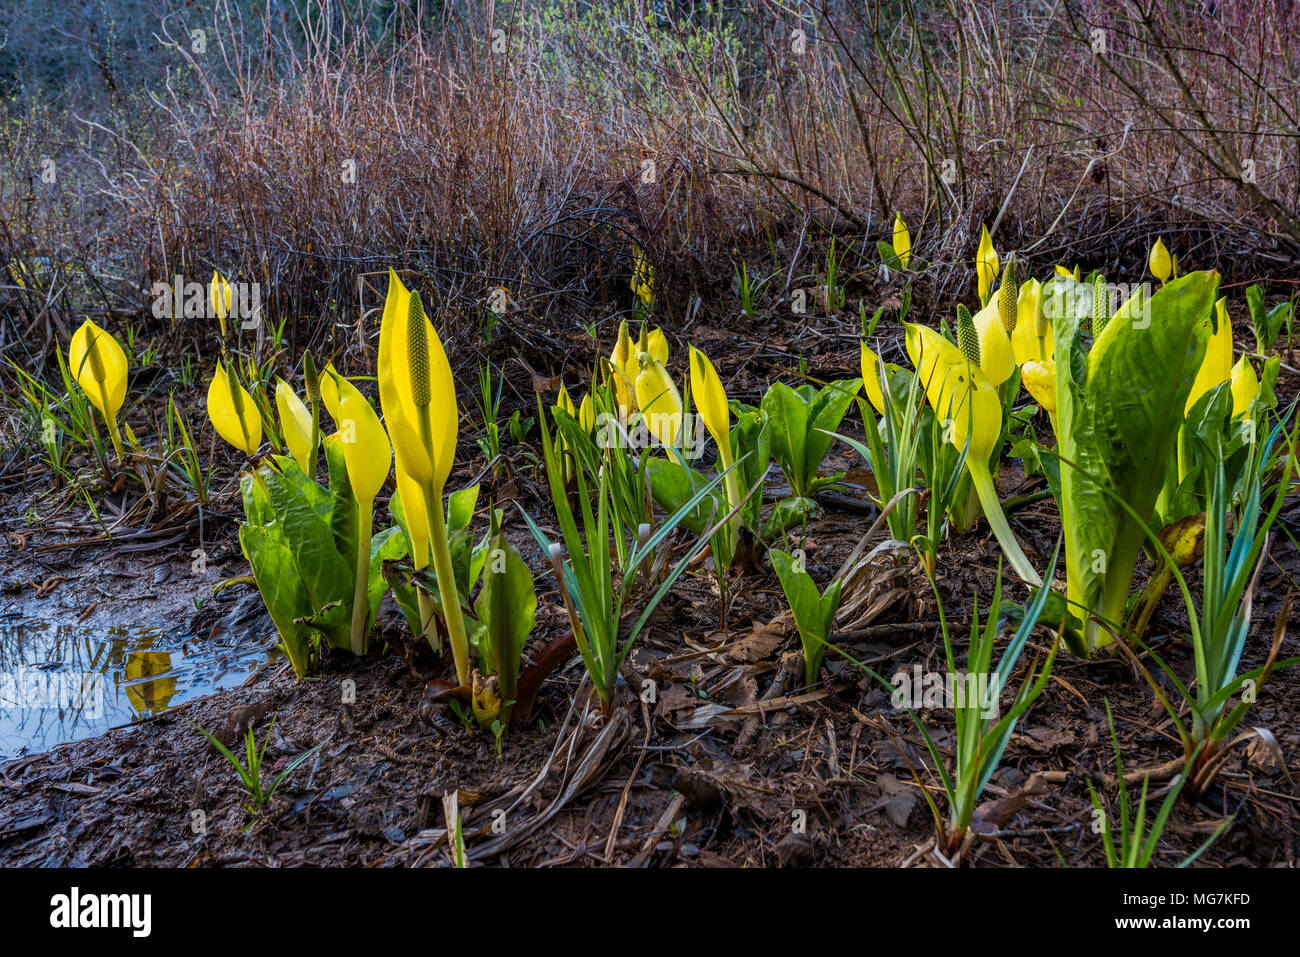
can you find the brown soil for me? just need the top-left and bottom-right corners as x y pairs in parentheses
(1, 478), (1296, 867)
(1, 312), (1297, 868)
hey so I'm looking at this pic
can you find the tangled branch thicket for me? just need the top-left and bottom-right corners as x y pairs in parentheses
(2, 0), (1298, 368)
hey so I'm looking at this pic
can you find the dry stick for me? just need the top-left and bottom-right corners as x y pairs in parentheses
(672, 23), (866, 231)
(834, 1), (956, 216)
(904, 0), (966, 211)
(1077, 5), (1300, 243)
(709, 166), (866, 231)
(467, 707), (631, 863)
(736, 649), (799, 751)
(816, 7), (899, 217)
(626, 792), (686, 869)
(988, 146), (1035, 239)
(831, 487), (913, 581)
(604, 695), (652, 863)
(1134, 3), (1300, 243)
(411, 692), (583, 865)
(840, 81), (892, 222)
(1019, 126), (1133, 255)
(426, 690), (632, 865)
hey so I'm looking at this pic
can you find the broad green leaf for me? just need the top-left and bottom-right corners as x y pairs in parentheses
(805, 379), (860, 482)
(389, 485), (413, 554)
(761, 382), (810, 496)
(384, 563), (424, 637)
(240, 470), (273, 527)
(367, 525), (408, 621)
(1259, 355), (1281, 411)
(262, 456), (354, 639)
(473, 533), (536, 712)
(770, 548), (841, 687)
(761, 495), (816, 541)
(324, 435), (359, 578)
(646, 457), (721, 534)
(770, 549), (823, 637)
(1056, 271), (1218, 648)
(876, 240), (902, 271)
(238, 524), (317, 677)
(448, 484), (480, 531)
(731, 407), (769, 529)
(468, 509), (503, 593)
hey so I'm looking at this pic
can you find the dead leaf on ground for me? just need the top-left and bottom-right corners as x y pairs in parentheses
(877, 772), (917, 828)
(1022, 726), (1076, 751)
(731, 622), (788, 662)
(970, 773), (1051, 834)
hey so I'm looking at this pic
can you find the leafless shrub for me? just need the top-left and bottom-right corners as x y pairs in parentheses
(2, 0), (1297, 372)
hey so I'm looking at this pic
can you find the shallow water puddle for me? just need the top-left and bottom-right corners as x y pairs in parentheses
(0, 615), (276, 758)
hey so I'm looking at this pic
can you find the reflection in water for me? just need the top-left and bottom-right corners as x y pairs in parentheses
(0, 616), (277, 757)
(124, 651), (180, 716)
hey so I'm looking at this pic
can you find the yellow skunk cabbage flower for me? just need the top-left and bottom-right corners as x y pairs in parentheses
(275, 380), (315, 473)
(892, 212), (911, 268)
(976, 224), (999, 304)
(319, 362), (342, 427)
(689, 346), (728, 449)
(376, 267), (413, 402)
(557, 383), (576, 418)
(378, 276), (456, 496)
(645, 327), (669, 366)
(377, 271), (468, 681)
(610, 320), (637, 419)
(1054, 264), (1081, 281)
(578, 392), (595, 432)
(908, 323), (999, 464)
(635, 353), (683, 447)
(631, 244), (654, 307)
(210, 271), (233, 335)
(377, 273), (433, 488)
(471, 671), (503, 728)
(375, 276), (435, 643)
(207, 361), (261, 456)
(334, 375), (391, 505)
(956, 305), (981, 366)
(905, 323), (1041, 586)
(997, 259), (1019, 334)
(689, 345), (741, 536)
(1011, 278), (1053, 363)
(396, 468), (431, 555)
(1021, 359), (1058, 416)
(69, 318), (128, 460)
(971, 299), (1015, 387)
(556, 383), (580, 483)
(1185, 297), (1233, 414)
(859, 341), (886, 416)
(632, 323), (671, 371)
(330, 372), (392, 658)
(375, 274), (427, 477)
(1229, 355), (1259, 417)
(1149, 237), (1172, 285)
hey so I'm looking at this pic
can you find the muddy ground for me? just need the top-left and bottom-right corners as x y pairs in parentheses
(1, 316), (1298, 868)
